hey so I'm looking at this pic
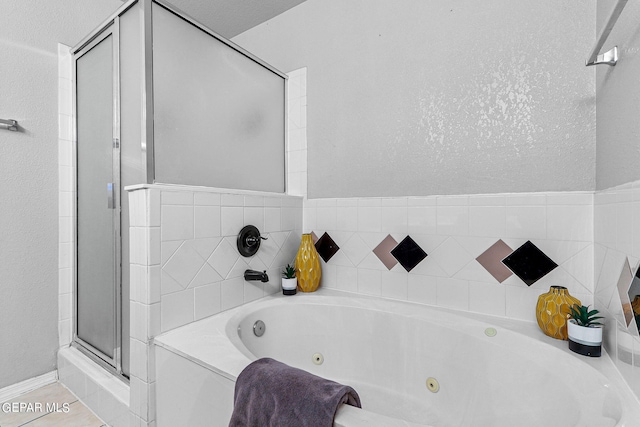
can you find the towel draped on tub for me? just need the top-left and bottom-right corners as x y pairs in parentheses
(229, 357), (361, 427)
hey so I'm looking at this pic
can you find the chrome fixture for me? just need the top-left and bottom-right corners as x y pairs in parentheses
(237, 225), (267, 257)
(253, 320), (266, 337)
(244, 269), (269, 283)
(586, 0), (628, 66)
(0, 118), (18, 131)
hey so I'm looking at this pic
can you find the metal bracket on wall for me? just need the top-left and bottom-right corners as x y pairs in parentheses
(585, 0), (628, 67)
(0, 118), (18, 131)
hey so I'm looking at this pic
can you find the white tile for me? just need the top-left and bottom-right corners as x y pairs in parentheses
(336, 266), (358, 293)
(436, 205), (468, 236)
(59, 191), (74, 217)
(505, 205), (545, 239)
(505, 286), (538, 322)
(161, 205), (194, 241)
(381, 206), (408, 234)
(469, 281), (506, 317)
(265, 207), (282, 232)
(189, 263), (223, 288)
(436, 277), (469, 310)
(161, 289), (194, 332)
(208, 238), (240, 279)
(408, 197), (436, 207)
(546, 192), (592, 205)
(194, 192), (220, 206)
(336, 206), (358, 231)
(437, 195), (468, 206)
(221, 206), (243, 236)
(428, 238), (473, 277)
(194, 282), (222, 320)
(408, 206), (437, 235)
(256, 235), (280, 268)
(58, 78), (72, 116)
(317, 206), (337, 231)
(468, 194), (505, 206)
(221, 277), (244, 310)
(616, 202), (634, 254)
(358, 206), (381, 232)
(149, 189), (161, 227)
(161, 270), (184, 296)
(194, 206), (221, 238)
(506, 193), (546, 205)
(546, 205), (592, 242)
(357, 269), (381, 296)
(468, 206), (505, 237)
(244, 207), (265, 232)
(58, 139), (73, 167)
(244, 281), (264, 303)
(162, 241), (205, 289)
(162, 191), (193, 205)
(341, 234), (370, 266)
(407, 275), (437, 305)
(380, 271), (408, 300)
(281, 207), (300, 232)
(221, 193), (244, 207)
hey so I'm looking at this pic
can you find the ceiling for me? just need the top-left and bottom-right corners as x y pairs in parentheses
(148, 0), (307, 38)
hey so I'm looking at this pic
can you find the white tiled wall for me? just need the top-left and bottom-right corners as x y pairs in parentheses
(304, 192), (594, 322)
(594, 180), (640, 400)
(128, 184), (303, 426)
(287, 67), (307, 197)
(58, 43), (74, 348)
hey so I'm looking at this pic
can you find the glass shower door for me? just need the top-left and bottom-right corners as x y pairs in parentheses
(75, 28), (121, 370)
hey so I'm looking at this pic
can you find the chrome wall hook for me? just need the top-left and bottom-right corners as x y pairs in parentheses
(0, 119), (18, 131)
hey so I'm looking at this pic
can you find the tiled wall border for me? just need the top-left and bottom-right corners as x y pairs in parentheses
(286, 67), (307, 198)
(58, 43), (74, 349)
(127, 184), (303, 426)
(304, 192), (594, 321)
(594, 180), (640, 400)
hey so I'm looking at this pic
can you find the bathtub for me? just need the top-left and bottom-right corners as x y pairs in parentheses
(154, 289), (640, 427)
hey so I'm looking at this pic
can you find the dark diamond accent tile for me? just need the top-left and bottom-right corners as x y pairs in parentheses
(476, 239), (513, 283)
(373, 234), (399, 270)
(390, 236), (427, 272)
(315, 232), (340, 263)
(501, 240), (557, 286)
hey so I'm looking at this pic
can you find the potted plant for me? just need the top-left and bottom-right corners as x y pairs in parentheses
(567, 304), (604, 357)
(281, 264), (297, 295)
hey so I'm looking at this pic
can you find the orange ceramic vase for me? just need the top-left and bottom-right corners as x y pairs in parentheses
(295, 234), (322, 292)
(535, 286), (581, 340)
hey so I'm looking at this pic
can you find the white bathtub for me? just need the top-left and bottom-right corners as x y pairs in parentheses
(154, 290), (640, 427)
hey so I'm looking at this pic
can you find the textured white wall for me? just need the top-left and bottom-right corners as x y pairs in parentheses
(596, 0), (640, 190)
(233, 0), (596, 198)
(0, 0), (122, 389)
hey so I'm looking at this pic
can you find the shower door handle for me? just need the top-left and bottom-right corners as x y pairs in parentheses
(107, 182), (115, 209)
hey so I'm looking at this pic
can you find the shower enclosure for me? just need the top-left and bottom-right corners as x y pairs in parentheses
(71, 0), (286, 379)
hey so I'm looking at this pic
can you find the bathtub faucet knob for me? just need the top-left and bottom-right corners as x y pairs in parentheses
(244, 269), (269, 283)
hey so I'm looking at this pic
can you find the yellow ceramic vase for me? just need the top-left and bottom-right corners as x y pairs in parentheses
(295, 234), (322, 292)
(535, 286), (581, 340)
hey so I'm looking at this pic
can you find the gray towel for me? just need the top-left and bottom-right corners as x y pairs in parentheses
(229, 357), (361, 427)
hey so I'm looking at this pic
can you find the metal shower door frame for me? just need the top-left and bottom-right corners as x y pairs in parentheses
(71, 19), (124, 379)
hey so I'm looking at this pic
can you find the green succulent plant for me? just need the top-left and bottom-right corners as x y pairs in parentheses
(569, 304), (603, 327)
(282, 264), (296, 279)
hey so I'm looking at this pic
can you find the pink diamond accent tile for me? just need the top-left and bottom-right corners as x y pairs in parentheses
(373, 234), (399, 270)
(311, 231), (319, 244)
(476, 239), (513, 283)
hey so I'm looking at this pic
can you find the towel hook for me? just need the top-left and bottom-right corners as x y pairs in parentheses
(0, 119), (18, 132)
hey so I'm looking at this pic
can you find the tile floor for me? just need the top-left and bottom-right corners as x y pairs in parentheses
(0, 382), (106, 427)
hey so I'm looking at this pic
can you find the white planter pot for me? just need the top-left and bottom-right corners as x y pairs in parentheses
(567, 319), (603, 357)
(282, 278), (297, 295)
